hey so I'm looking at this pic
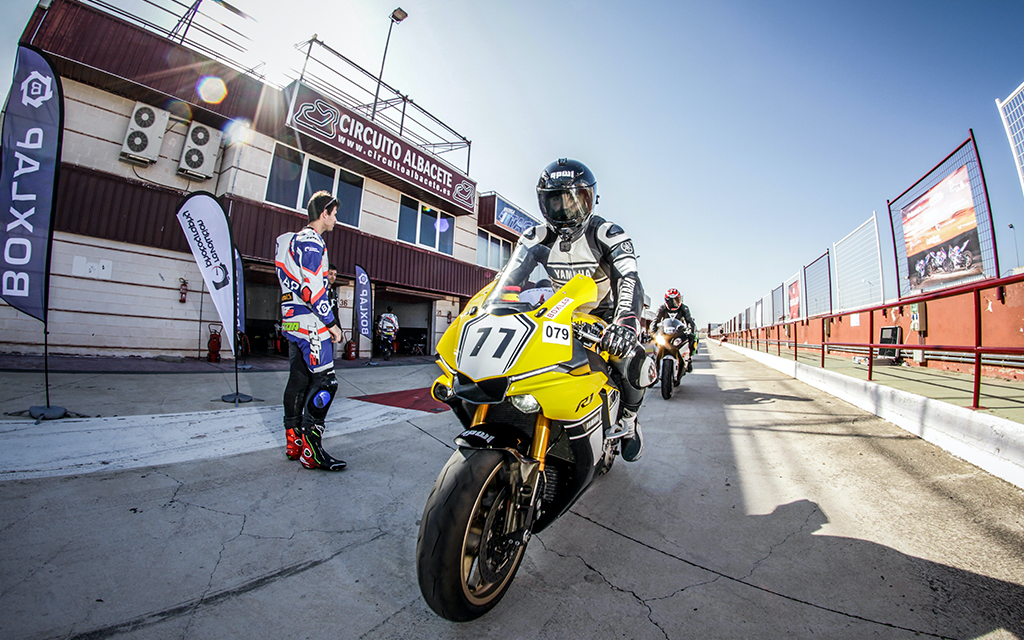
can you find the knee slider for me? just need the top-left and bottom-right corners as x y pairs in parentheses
(625, 345), (656, 388)
(311, 371), (339, 409)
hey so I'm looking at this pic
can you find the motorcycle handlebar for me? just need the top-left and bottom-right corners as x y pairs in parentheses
(573, 320), (605, 346)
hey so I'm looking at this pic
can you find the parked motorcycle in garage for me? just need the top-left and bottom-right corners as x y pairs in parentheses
(416, 262), (633, 621)
(376, 314), (398, 361)
(652, 317), (693, 400)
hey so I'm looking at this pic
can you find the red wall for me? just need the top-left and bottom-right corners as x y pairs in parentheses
(734, 278), (1024, 381)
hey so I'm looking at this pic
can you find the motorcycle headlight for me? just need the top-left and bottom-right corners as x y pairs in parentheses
(510, 394), (541, 414)
(654, 334), (667, 347)
(432, 382), (453, 402)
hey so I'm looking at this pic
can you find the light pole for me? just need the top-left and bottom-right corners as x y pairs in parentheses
(1011, 223), (1020, 270)
(371, 7), (408, 122)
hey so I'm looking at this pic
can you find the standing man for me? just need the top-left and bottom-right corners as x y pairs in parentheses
(275, 191), (347, 471)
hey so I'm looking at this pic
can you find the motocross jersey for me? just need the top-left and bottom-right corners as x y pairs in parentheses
(513, 215), (644, 335)
(275, 227), (339, 372)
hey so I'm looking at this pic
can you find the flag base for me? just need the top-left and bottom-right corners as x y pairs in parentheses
(29, 405), (67, 420)
(221, 392), (253, 404)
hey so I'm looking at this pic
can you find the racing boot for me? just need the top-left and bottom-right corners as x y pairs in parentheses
(619, 408), (644, 462)
(299, 420), (347, 471)
(284, 417), (302, 461)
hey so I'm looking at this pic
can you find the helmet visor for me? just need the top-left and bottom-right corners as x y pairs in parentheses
(538, 187), (593, 230)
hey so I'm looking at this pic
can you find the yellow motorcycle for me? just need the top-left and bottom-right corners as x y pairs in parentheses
(416, 260), (632, 621)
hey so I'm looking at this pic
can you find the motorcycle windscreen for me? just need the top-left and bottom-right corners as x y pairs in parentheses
(482, 242), (556, 314)
(661, 318), (684, 334)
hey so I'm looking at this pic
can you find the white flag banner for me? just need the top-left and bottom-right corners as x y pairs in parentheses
(176, 192), (237, 354)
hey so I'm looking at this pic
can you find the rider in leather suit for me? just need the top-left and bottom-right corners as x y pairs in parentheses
(507, 158), (651, 461)
(651, 288), (697, 372)
(275, 191), (347, 471)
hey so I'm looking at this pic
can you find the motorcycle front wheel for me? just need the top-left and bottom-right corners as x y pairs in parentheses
(661, 358), (674, 400)
(416, 449), (526, 621)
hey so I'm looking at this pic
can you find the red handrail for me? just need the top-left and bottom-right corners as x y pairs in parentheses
(721, 271), (1024, 410)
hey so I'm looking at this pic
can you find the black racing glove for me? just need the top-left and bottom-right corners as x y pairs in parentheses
(601, 323), (637, 358)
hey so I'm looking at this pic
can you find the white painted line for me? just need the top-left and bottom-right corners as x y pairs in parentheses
(0, 399), (429, 480)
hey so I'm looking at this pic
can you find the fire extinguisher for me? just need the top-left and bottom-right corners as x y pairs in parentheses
(179, 278), (188, 303)
(344, 338), (357, 360)
(208, 324), (222, 363)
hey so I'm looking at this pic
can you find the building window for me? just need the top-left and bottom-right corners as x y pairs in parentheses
(336, 170), (363, 227)
(265, 143), (363, 227)
(303, 159), (335, 207)
(398, 195), (454, 255)
(398, 196), (418, 244)
(266, 145), (303, 210)
(477, 230), (512, 269)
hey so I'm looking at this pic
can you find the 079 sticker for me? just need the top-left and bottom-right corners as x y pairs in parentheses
(542, 321), (571, 345)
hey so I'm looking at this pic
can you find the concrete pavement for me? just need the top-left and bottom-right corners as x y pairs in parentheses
(718, 340), (1024, 490)
(0, 344), (1022, 639)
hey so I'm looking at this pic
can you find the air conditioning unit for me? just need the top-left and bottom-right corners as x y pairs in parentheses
(177, 121), (222, 181)
(119, 102), (169, 165)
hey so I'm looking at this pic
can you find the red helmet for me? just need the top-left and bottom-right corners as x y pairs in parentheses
(665, 288), (681, 310)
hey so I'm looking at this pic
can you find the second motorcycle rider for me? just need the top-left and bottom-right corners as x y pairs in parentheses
(504, 158), (648, 461)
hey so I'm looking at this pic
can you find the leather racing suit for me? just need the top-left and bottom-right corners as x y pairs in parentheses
(275, 227), (344, 469)
(652, 302), (697, 361)
(276, 227), (340, 372)
(506, 214), (649, 413)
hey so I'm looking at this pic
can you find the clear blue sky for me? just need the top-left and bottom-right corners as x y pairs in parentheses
(4, 0), (1024, 325)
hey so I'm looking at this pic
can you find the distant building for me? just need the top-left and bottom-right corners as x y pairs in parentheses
(1, 0), (537, 359)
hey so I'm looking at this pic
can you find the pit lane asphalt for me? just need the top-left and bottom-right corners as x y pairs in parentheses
(0, 343), (1022, 639)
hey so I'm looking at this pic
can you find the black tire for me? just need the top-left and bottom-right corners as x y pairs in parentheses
(661, 358), (674, 400)
(416, 449), (526, 621)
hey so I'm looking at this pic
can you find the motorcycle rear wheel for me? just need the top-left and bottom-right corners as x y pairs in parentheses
(417, 449), (526, 621)
(661, 359), (674, 400)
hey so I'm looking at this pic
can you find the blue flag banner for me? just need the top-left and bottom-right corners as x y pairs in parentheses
(355, 264), (372, 344)
(234, 247), (245, 335)
(0, 44), (64, 323)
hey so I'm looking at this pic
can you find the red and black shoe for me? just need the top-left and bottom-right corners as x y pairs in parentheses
(285, 427), (302, 460)
(300, 422), (347, 471)
(284, 417), (302, 460)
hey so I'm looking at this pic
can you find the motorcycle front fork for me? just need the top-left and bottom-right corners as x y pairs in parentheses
(471, 404), (550, 542)
(471, 405), (551, 470)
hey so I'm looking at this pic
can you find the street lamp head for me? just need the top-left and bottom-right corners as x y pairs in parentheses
(1011, 223), (1016, 230)
(391, 7), (408, 23)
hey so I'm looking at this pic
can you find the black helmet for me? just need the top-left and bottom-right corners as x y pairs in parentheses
(537, 158), (596, 236)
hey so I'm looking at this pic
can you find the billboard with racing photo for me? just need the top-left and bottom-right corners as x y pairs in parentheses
(888, 132), (997, 298)
(901, 165), (982, 291)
